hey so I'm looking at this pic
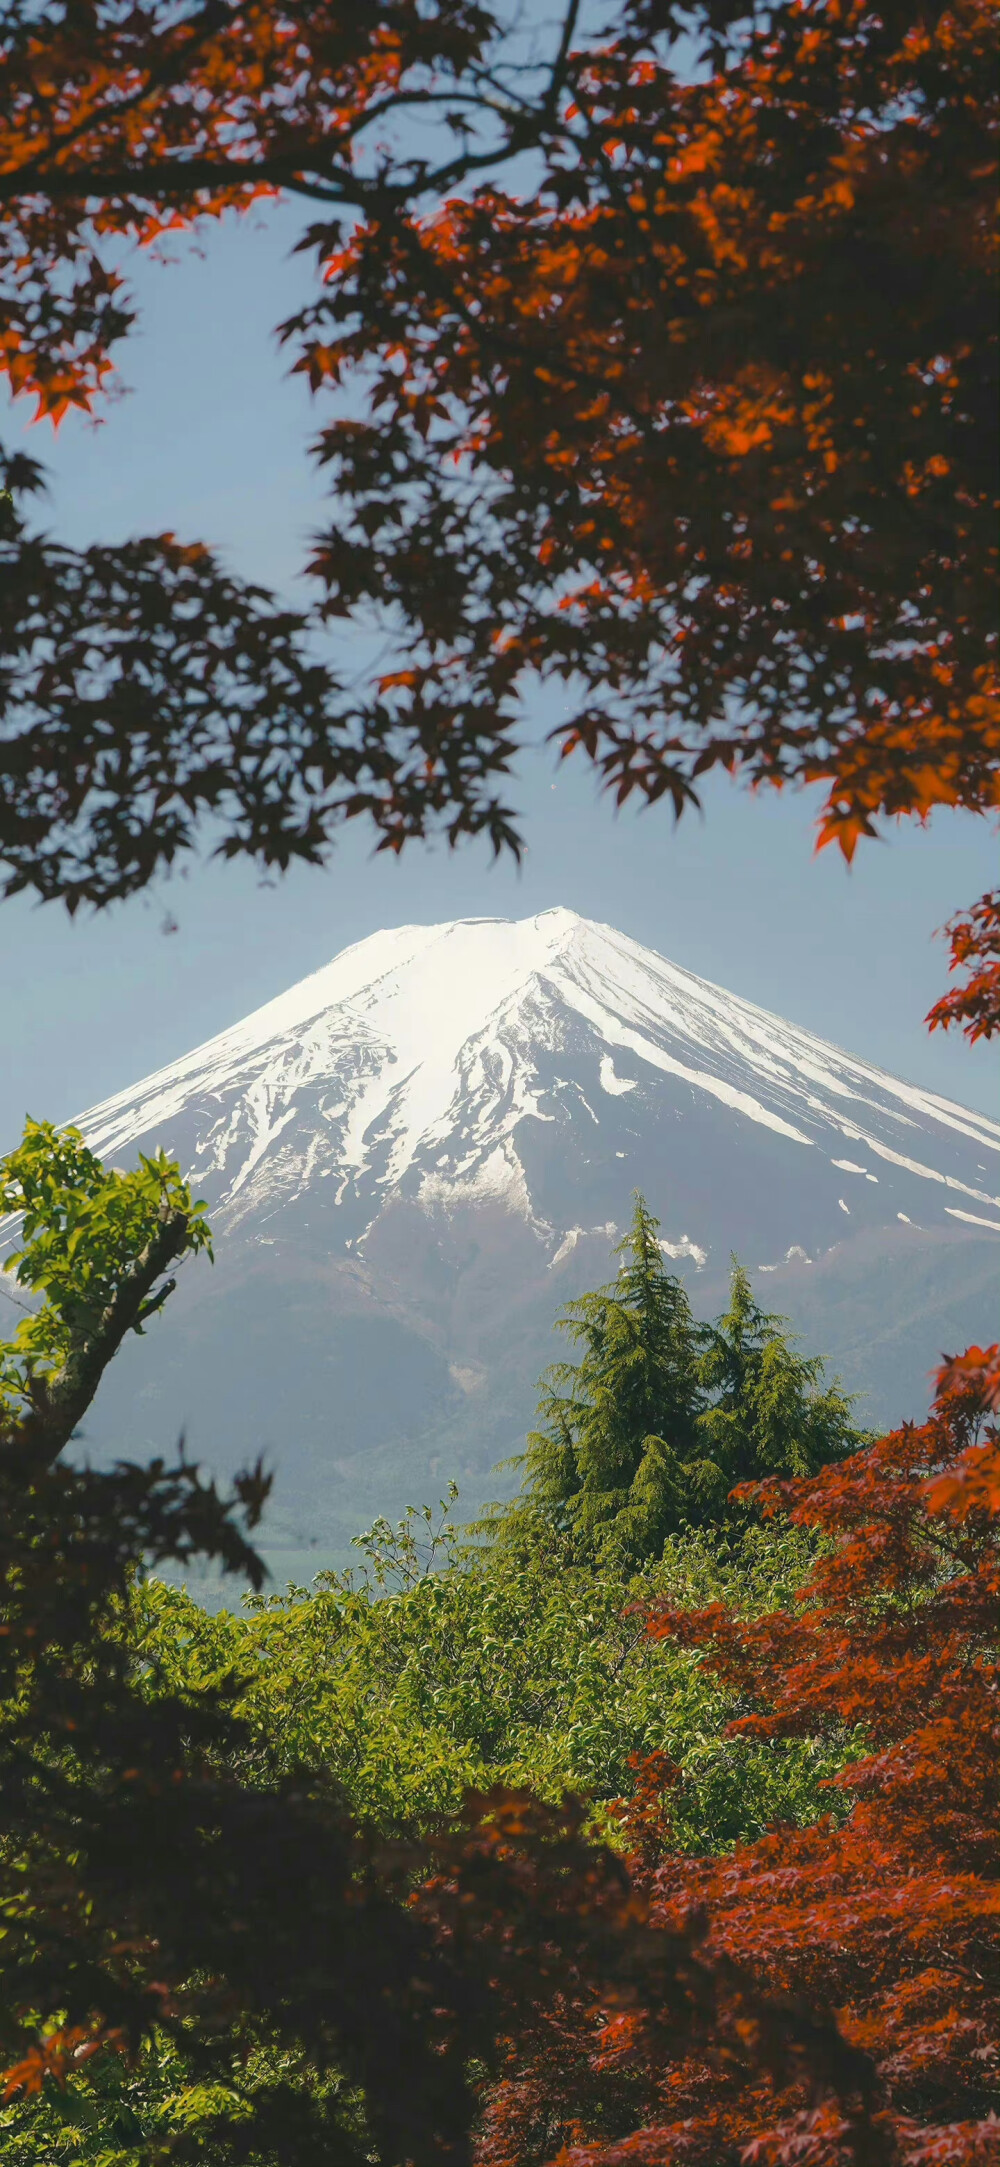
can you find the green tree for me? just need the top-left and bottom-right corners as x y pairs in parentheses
(0, 2028), (370, 2167)
(697, 1261), (866, 1495)
(490, 1200), (865, 1566)
(0, 1120), (510, 2167)
(130, 1500), (832, 1850)
(0, 1117), (213, 1450)
(495, 1197), (705, 1567)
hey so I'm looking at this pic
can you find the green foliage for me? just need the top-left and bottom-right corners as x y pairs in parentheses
(698, 1260), (866, 1488)
(132, 1497), (841, 1857)
(0, 1463), (860, 2165)
(0, 2030), (370, 2167)
(0, 1119), (211, 1430)
(487, 1197), (866, 1566)
(0, 1121), (501, 2167)
(0, 1140), (869, 2167)
(0, 1118), (264, 1616)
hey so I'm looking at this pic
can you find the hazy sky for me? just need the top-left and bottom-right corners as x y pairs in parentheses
(1, 201), (996, 1145)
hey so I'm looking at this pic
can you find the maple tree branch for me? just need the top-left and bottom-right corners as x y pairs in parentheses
(3, 1204), (191, 1471)
(0, 152), (353, 205)
(0, 8), (587, 217)
(914, 1516), (986, 1577)
(543, 0), (583, 122)
(1, 87), (517, 197)
(19, 0), (235, 173)
(0, 120), (541, 208)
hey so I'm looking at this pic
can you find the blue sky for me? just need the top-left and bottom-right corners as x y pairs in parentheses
(1, 200), (996, 1142)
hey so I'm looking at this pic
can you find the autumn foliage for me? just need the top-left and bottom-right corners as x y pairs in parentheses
(469, 1345), (1000, 2167)
(0, 0), (995, 1028)
(927, 893), (1000, 1043)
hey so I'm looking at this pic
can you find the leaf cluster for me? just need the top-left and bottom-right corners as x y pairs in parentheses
(0, 1120), (513, 2167)
(0, 1119), (211, 1415)
(132, 1507), (834, 1853)
(476, 1347), (1000, 2167)
(0, 445), (519, 911)
(0, 5), (994, 1028)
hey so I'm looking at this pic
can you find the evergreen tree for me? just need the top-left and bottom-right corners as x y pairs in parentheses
(490, 1204), (867, 1567)
(696, 1262), (867, 1496)
(496, 1197), (707, 1566)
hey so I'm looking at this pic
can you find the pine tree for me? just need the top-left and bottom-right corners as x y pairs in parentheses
(497, 1197), (705, 1566)
(696, 1261), (866, 1494)
(490, 1208), (867, 1567)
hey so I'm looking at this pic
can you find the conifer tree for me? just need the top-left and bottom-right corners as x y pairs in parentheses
(492, 1205), (866, 1565)
(497, 1197), (706, 1566)
(697, 1261), (866, 1494)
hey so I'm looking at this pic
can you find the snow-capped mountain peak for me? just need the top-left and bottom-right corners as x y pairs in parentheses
(54, 909), (1000, 1576)
(76, 910), (1000, 1271)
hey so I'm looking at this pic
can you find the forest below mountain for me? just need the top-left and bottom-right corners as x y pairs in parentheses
(0, 1128), (995, 2167)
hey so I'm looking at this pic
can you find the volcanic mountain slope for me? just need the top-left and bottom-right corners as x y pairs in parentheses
(42, 910), (1000, 1578)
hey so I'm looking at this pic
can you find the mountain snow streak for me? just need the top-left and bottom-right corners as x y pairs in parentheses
(79, 911), (1000, 1261)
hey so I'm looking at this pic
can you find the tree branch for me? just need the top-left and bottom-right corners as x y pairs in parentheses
(5, 1204), (192, 1468)
(0, 151), (357, 205)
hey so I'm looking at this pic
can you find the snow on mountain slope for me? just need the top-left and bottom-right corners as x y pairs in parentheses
(62, 909), (999, 1579)
(80, 908), (1000, 1263)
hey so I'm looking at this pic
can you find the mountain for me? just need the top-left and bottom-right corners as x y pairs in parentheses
(39, 910), (1000, 1582)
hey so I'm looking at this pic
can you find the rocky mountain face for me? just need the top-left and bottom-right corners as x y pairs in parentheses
(36, 910), (1000, 1582)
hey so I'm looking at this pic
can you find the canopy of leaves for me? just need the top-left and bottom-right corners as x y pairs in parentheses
(0, 1207), (851, 2164)
(0, 1498), (845, 2165)
(927, 888), (1000, 1042)
(490, 1198), (865, 1564)
(0, 446), (519, 912)
(0, 1120), (529, 2167)
(0, 2), (995, 1029)
(128, 1501), (830, 1849)
(476, 1346), (1000, 2167)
